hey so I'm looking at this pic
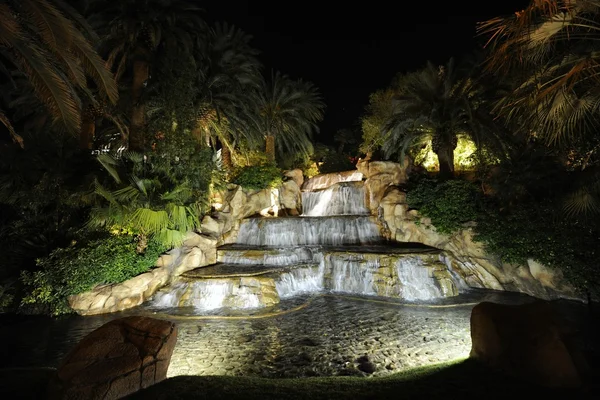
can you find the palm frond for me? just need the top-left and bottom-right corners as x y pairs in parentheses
(130, 207), (170, 234)
(96, 153), (122, 183)
(153, 228), (186, 248)
(563, 186), (600, 215)
(71, 32), (119, 104)
(0, 108), (24, 147)
(112, 185), (141, 203)
(0, 7), (81, 132)
(93, 179), (117, 204)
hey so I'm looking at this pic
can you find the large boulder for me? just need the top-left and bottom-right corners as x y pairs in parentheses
(302, 170), (363, 191)
(279, 179), (302, 216)
(284, 168), (304, 188)
(219, 184), (281, 220)
(49, 316), (177, 400)
(357, 160), (409, 211)
(470, 301), (587, 387)
(68, 267), (170, 316)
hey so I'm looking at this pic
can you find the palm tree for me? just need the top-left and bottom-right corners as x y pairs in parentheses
(479, 0), (600, 149)
(191, 22), (263, 172)
(381, 59), (506, 178)
(246, 72), (325, 164)
(0, 0), (118, 146)
(480, 0), (600, 214)
(88, 0), (206, 152)
(89, 152), (203, 253)
(334, 128), (359, 154)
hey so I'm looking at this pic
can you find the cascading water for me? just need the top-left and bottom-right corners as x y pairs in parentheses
(235, 216), (380, 246)
(152, 280), (262, 310)
(302, 182), (369, 216)
(396, 257), (442, 301)
(275, 263), (325, 298)
(153, 171), (461, 311)
(328, 255), (379, 295)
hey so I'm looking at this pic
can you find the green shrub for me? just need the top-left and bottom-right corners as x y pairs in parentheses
(406, 178), (481, 234)
(0, 283), (15, 311)
(475, 201), (599, 294)
(20, 232), (167, 315)
(406, 177), (600, 296)
(231, 164), (283, 190)
(318, 153), (355, 174)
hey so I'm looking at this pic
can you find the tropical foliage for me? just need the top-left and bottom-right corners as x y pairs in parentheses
(479, 0), (600, 215)
(231, 164), (283, 190)
(0, 0), (118, 145)
(364, 59), (507, 178)
(88, 0), (206, 151)
(245, 71), (325, 163)
(89, 148), (217, 251)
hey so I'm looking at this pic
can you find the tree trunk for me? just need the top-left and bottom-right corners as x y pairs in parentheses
(129, 59), (149, 152)
(191, 119), (211, 147)
(136, 232), (148, 255)
(221, 144), (232, 172)
(79, 111), (95, 150)
(265, 134), (275, 163)
(433, 132), (457, 179)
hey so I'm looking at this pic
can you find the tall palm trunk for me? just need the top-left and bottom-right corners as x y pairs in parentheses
(265, 134), (275, 163)
(221, 144), (232, 173)
(130, 58), (149, 152)
(191, 120), (211, 147)
(79, 109), (95, 150)
(433, 131), (457, 179)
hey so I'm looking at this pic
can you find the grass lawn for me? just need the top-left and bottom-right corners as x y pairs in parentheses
(1, 359), (595, 399)
(129, 359), (594, 400)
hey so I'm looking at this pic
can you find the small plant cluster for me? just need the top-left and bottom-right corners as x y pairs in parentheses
(231, 164), (283, 190)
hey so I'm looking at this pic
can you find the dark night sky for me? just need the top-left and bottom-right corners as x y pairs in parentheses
(204, 1), (531, 143)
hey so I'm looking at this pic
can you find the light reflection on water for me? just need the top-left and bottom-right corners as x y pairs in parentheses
(0, 289), (587, 378)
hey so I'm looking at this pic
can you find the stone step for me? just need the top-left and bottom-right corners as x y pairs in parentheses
(181, 262), (319, 280)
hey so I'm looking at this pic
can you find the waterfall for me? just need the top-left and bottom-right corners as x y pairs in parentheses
(329, 256), (380, 295)
(152, 282), (188, 308)
(275, 264), (325, 298)
(218, 246), (320, 266)
(236, 216), (381, 246)
(302, 182), (368, 216)
(396, 258), (442, 301)
(151, 169), (464, 313)
(152, 280), (262, 311)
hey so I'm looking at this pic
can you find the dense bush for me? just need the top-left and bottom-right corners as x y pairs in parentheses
(318, 152), (355, 174)
(407, 177), (600, 296)
(20, 232), (167, 315)
(406, 178), (481, 234)
(232, 164), (283, 190)
(475, 201), (599, 293)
